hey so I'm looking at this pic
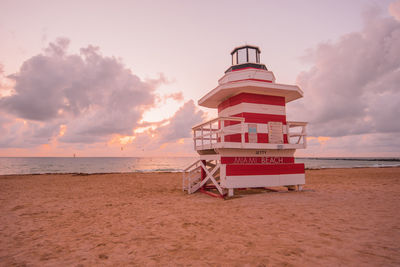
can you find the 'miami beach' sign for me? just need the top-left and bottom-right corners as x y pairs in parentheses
(221, 157), (292, 165)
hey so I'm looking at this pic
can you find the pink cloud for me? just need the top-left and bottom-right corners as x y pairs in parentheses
(389, 0), (400, 21)
(290, 7), (400, 142)
(0, 38), (166, 147)
(287, 6), (400, 156)
(0, 39), (204, 156)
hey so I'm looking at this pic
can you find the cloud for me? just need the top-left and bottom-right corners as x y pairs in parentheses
(155, 100), (204, 144)
(389, 0), (400, 21)
(302, 132), (400, 157)
(114, 100), (204, 154)
(163, 92), (184, 102)
(0, 38), (202, 152)
(290, 6), (400, 140)
(0, 65), (14, 97)
(0, 38), (165, 145)
(0, 114), (60, 148)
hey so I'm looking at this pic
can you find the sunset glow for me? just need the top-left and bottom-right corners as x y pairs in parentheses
(0, 0), (399, 157)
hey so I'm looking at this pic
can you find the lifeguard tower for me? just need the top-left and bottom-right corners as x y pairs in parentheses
(183, 45), (307, 198)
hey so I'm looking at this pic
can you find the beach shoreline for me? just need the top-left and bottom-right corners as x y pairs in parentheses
(1, 157), (399, 176)
(0, 165), (398, 177)
(1, 168), (399, 266)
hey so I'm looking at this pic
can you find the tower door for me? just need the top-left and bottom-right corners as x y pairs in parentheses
(268, 122), (283, 144)
(248, 124), (257, 143)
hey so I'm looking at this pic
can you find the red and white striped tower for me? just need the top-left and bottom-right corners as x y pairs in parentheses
(183, 45), (307, 198)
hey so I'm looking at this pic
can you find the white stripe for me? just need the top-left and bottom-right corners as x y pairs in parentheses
(223, 123), (288, 134)
(219, 102), (286, 117)
(218, 149), (295, 157)
(224, 173), (305, 188)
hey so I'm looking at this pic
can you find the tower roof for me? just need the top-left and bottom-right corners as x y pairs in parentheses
(231, 45), (261, 55)
(198, 79), (304, 108)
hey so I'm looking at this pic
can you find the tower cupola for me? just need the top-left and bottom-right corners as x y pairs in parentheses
(226, 45), (267, 73)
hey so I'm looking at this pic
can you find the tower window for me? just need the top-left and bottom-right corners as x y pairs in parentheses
(237, 49), (247, 64)
(248, 48), (257, 63)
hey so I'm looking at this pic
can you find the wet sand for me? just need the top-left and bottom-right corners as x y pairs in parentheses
(0, 168), (399, 266)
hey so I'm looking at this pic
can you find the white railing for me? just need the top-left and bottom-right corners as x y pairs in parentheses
(192, 117), (245, 150)
(182, 159), (202, 194)
(192, 117), (307, 150)
(286, 121), (307, 147)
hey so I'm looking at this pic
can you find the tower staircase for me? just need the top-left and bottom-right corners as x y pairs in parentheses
(182, 157), (225, 198)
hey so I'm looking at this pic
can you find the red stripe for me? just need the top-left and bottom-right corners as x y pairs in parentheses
(221, 157), (294, 164)
(226, 163), (305, 176)
(223, 119), (242, 126)
(226, 78), (272, 84)
(241, 113), (287, 124)
(283, 134), (288, 143)
(223, 133), (242, 142)
(218, 93), (285, 112)
(223, 133), (288, 144)
(223, 113), (286, 126)
(224, 133), (268, 143)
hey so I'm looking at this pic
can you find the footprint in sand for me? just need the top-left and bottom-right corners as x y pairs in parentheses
(11, 205), (25, 211)
(98, 254), (108, 259)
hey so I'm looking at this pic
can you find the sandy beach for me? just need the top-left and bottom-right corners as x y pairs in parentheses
(0, 168), (399, 266)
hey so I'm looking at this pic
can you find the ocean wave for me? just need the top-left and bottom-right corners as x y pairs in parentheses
(0, 157), (399, 175)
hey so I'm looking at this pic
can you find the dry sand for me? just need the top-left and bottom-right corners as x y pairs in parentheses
(0, 168), (399, 266)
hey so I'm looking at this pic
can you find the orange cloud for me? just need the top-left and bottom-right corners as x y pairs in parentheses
(317, 136), (331, 145)
(307, 136), (331, 145)
(59, 125), (67, 137)
(389, 0), (400, 21)
(108, 134), (136, 146)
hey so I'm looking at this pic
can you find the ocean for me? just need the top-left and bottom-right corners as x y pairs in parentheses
(0, 157), (399, 175)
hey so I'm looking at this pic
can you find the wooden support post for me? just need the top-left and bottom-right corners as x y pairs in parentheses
(182, 172), (185, 192)
(298, 185), (303, 191)
(228, 188), (234, 197)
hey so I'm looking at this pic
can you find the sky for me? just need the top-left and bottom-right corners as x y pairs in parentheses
(0, 0), (399, 157)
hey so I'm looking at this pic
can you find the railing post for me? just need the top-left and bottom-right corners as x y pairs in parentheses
(193, 129), (196, 150)
(209, 121), (212, 146)
(286, 123), (290, 144)
(241, 119), (245, 147)
(297, 127), (301, 144)
(201, 126), (204, 149)
(221, 118), (225, 143)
